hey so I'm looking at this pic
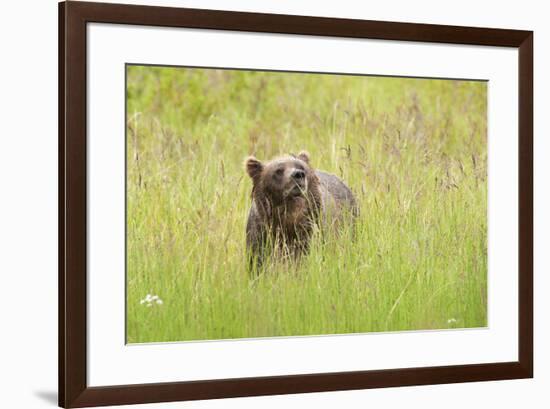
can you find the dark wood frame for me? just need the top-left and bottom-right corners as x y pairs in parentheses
(59, 1), (533, 407)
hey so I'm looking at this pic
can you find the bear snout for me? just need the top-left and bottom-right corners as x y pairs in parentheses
(291, 169), (306, 180)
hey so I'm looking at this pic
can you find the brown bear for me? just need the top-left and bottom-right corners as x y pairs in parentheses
(244, 151), (358, 271)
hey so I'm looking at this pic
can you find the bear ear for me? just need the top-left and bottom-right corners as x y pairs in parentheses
(244, 156), (263, 179)
(297, 150), (310, 164)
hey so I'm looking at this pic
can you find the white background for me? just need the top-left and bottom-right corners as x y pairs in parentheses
(0, 0), (546, 408)
(87, 23), (519, 386)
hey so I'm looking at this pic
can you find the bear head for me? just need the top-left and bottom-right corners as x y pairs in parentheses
(244, 151), (319, 207)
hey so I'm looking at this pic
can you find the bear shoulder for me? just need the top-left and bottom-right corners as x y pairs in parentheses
(316, 170), (357, 211)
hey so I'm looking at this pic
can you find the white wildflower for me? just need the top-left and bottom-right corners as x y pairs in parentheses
(447, 318), (458, 324)
(140, 294), (163, 307)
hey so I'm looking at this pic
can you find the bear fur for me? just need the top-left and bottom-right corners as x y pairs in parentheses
(244, 151), (358, 271)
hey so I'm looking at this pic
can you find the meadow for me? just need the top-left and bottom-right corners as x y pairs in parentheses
(126, 65), (487, 343)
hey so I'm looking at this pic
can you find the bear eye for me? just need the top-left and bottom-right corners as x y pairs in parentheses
(274, 168), (284, 177)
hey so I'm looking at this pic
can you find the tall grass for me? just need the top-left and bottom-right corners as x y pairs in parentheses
(126, 66), (487, 343)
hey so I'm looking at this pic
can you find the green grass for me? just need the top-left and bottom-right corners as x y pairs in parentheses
(126, 65), (487, 343)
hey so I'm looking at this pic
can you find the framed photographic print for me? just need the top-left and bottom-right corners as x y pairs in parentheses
(59, 1), (533, 407)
